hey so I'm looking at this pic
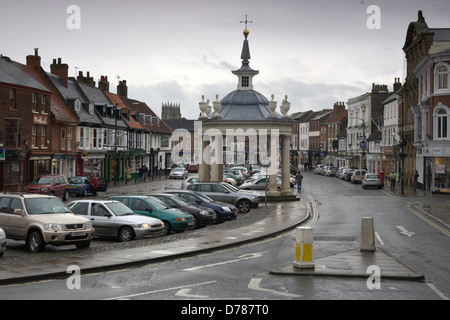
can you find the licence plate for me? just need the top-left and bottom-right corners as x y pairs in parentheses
(70, 232), (86, 237)
(188, 221), (194, 226)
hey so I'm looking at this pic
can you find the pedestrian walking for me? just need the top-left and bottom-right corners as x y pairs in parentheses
(295, 170), (304, 192)
(413, 170), (419, 191)
(389, 170), (398, 191)
(141, 165), (148, 182)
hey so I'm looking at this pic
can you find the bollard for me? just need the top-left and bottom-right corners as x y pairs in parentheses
(360, 217), (376, 252)
(293, 226), (315, 269)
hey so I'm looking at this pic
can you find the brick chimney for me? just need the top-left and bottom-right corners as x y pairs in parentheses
(98, 75), (110, 91)
(333, 101), (345, 113)
(393, 77), (402, 92)
(26, 48), (41, 69)
(77, 71), (95, 87)
(117, 80), (128, 98)
(50, 58), (69, 88)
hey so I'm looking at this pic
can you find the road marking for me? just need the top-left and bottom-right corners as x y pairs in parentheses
(175, 288), (209, 299)
(104, 280), (216, 300)
(405, 204), (450, 237)
(304, 195), (319, 227)
(375, 232), (384, 245)
(426, 282), (449, 300)
(183, 252), (266, 271)
(248, 278), (302, 298)
(396, 226), (415, 237)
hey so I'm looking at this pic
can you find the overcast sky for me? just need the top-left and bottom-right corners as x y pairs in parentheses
(1, 0), (449, 118)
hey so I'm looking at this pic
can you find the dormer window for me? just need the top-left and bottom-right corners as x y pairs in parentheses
(89, 103), (94, 115)
(74, 99), (81, 112)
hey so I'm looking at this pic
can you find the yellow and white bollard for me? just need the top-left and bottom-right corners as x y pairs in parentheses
(293, 226), (315, 269)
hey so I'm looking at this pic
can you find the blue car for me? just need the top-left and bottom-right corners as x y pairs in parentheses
(164, 190), (237, 223)
(68, 176), (108, 196)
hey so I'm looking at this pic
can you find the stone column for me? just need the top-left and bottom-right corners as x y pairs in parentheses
(199, 139), (210, 182)
(210, 134), (223, 182)
(267, 133), (279, 196)
(281, 134), (293, 196)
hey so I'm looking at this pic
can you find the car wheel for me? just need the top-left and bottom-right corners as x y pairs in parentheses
(237, 199), (251, 213)
(27, 231), (45, 253)
(162, 221), (172, 235)
(76, 241), (90, 249)
(63, 189), (70, 201)
(118, 226), (134, 242)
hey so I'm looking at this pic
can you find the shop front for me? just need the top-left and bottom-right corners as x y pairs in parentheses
(421, 143), (450, 193)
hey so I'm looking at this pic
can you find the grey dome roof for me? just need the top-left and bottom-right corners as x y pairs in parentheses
(208, 90), (281, 121)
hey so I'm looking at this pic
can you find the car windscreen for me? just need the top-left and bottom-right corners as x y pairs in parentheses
(32, 177), (54, 184)
(69, 177), (83, 184)
(146, 196), (170, 209)
(104, 202), (135, 216)
(25, 197), (71, 215)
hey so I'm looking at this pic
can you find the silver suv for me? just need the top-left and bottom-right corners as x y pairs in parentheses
(183, 182), (259, 213)
(0, 193), (94, 253)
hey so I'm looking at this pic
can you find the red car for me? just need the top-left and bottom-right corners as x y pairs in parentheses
(188, 164), (199, 173)
(25, 174), (70, 201)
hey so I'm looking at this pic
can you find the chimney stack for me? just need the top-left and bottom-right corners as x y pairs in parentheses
(26, 48), (41, 70)
(393, 77), (402, 92)
(117, 80), (128, 98)
(333, 101), (345, 113)
(77, 71), (95, 87)
(50, 58), (69, 88)
(98, 75), (110, 91)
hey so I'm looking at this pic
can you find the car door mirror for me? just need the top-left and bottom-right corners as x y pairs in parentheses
(13, 208), (24, 216)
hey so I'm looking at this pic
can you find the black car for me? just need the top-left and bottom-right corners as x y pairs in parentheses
(150, 193), (216, 228)
(164, 190), (237, 223)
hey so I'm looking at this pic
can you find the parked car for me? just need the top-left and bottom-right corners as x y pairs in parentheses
(314, 165), (325, 174)
(183, 182), (259, 213)
(362, 173), (382, 189)
(25, 174), (70, 201)
(239, 176), (281, 190)
(325, 167), (338, 177)
(336, 168), (348, 179)
(169, 167), (189, 179)
(68, 176), (108, 196)
(187, 164), (199, 173)
(351, 169), (367, 184)
(0, 227), (6, 257)
(67, 199), (165, 241)
(344, 169), (355, 181)
(224, 170), (245, 185)
(107, 195), (195, 234)
(249, 164), (261, 175)
(164, 190), (237, 223)
(181, 176), (200, 189)
(0, 193), (94, 253)
(149, 193), (216, 228)
(232, 166), (251, 179)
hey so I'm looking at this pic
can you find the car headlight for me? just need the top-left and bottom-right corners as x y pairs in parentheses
(0, 229), (5, 237)
(138, 223), (150, 229)
(40, 187), (49, 192)
(85, 221), (93, 229)
(44, 223), (63, 231)
(200, 210), (209, 216)
(175, 217), (186, 221)
(222, 207), (231, 212)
